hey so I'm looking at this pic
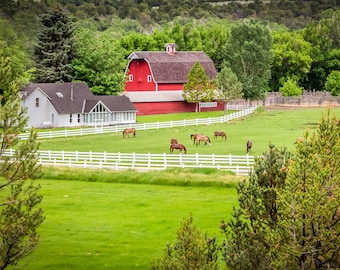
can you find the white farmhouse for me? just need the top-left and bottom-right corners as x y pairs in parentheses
(20, 82), (137, 128)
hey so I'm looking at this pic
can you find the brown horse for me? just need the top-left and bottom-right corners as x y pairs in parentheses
(247, 140), (253, 153)
(214, 131), (227, 141)
(170, 138), (178, 145)
(170, 143), (187, 154)
(122, 128), (136, 138)
(194, 135), (212, 147)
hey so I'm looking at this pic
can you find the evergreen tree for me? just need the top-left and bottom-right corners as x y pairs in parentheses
(150, 215), (219, 270)
(33, 7), (76, 83)
(182, 61), (217, 112)
(221, 144), (293, 270)
(0, 49), (44, 269)
(273, 110), (340, 269)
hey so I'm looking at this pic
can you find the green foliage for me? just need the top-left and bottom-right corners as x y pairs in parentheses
(225, 20), (273, 100)
(73, 28), (127, 95)
(325, 70), (340, 96)
(273, 110), (340, 269)
(33, 7), (76, 83)
(271, 29), (312, 91)
(150, 215), (219, 270)
(0, 56), (44, 269)
(182, 61), (217, 112)
(221, 145), (293, 269)
(279, 78), (304, 97)
(215, 66), (243, 114)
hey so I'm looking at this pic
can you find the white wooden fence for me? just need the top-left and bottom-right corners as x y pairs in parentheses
(18, 106), (258, 140)
(3, 149), (255, 176)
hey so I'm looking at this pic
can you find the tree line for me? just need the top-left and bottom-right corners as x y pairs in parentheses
(0, 6), (339, 99)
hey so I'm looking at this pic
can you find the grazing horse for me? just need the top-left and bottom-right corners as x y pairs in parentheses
(170, 138), (178, 145)
(170, 143), (187, 154)
(122, 128), (136, 138)
(246, 140), (253, 153)
(214, 131), (227, 141)
(194, 135), (212, 147)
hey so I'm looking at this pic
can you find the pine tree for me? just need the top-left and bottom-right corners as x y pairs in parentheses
(221, 145), (293, 270)
(150, 215), (219, 270)
(33, 7), (76, 83)
(273, 109), (340, 269)
(0, 51), (44, 269)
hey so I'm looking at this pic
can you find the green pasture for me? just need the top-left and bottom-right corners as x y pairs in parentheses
(15, 168), (238, 270)
(12, 107), (340, 270)
(38, 107), (340, 156)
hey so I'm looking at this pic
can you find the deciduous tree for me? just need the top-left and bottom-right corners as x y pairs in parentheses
(224, 20), (273, 100)
(215, 66), (243, 115)
(182, 61), (217, 112)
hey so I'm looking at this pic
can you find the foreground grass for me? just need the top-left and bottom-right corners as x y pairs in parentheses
(15, 168), (239, 270)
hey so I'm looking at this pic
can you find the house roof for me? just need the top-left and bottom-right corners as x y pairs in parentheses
(21, 82), (136, 114)
(127, 51), (217, 83)
(83, 96), (137, 113)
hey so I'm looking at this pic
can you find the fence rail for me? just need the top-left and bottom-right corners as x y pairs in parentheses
(17, 106), (258, 140)
(3, 149), (255, 176)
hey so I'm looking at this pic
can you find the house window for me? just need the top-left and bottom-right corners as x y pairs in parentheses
(129, 74), (133, 82)
(35, 98), (39, 107)
(69, 114), (72, 123)
(77, 114), (81, 123)
(147, 75), (152, 82)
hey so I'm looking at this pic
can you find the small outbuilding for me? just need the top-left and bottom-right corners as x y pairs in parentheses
(20, 82), (137, 128)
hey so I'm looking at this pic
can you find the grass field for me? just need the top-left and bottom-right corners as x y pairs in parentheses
(12, 107), (340, 270)
(38, 107), (340, 156)
(16, 169), (237, 270)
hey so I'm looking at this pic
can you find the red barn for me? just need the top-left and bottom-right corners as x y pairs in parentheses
(123, 43), (223, 115)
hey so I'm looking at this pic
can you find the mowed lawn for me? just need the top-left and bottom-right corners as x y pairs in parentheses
(17, 178), (237, 270)
(14, 107), (340, 270)
(38, 107), (340, 156)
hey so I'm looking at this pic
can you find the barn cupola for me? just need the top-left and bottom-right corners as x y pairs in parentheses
(165, 43), (176, 55)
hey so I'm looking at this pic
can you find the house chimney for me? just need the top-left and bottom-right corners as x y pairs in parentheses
(165, 43), (176, 55)
(71, 84), (73, 101)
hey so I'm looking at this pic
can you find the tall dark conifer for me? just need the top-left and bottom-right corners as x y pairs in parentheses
(33, 7), (76, 83)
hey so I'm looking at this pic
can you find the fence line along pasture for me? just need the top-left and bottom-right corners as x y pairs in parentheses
(17, 106), (258, 140)
(2, 149), (255, 176)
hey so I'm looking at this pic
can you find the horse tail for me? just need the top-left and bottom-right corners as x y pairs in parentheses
(133, 130), (136, 137)
(183, 145), (187, 154)
(190, 134), (193, 140)
(122, 129), (126, 138)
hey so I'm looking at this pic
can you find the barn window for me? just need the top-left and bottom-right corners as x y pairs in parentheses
(129, 75), (133, 82)
(147, 75), (152, 82)
(77, 114), (81, 123)
(35, 98), (39, 107)
(69, 114), (73, 123)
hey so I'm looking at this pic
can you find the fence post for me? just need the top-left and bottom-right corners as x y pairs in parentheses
(163, 153), (167, 169)
(62, 150), (64, 161)
(212, 153), (215, 165)
(89, 151), (92, 162)
(196, 153), (199, 165)
(84, 160), (87, 168)
(229, 154), (232, 165)
(148, 153), (151, 168)
(68, 159), (71, 167)
(103, 151), (106, 163)
(179, 153), (182, 165)
(75, 151), (78, 162)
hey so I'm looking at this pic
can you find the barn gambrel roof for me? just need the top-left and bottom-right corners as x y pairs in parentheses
(127, 51), (217, 83)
